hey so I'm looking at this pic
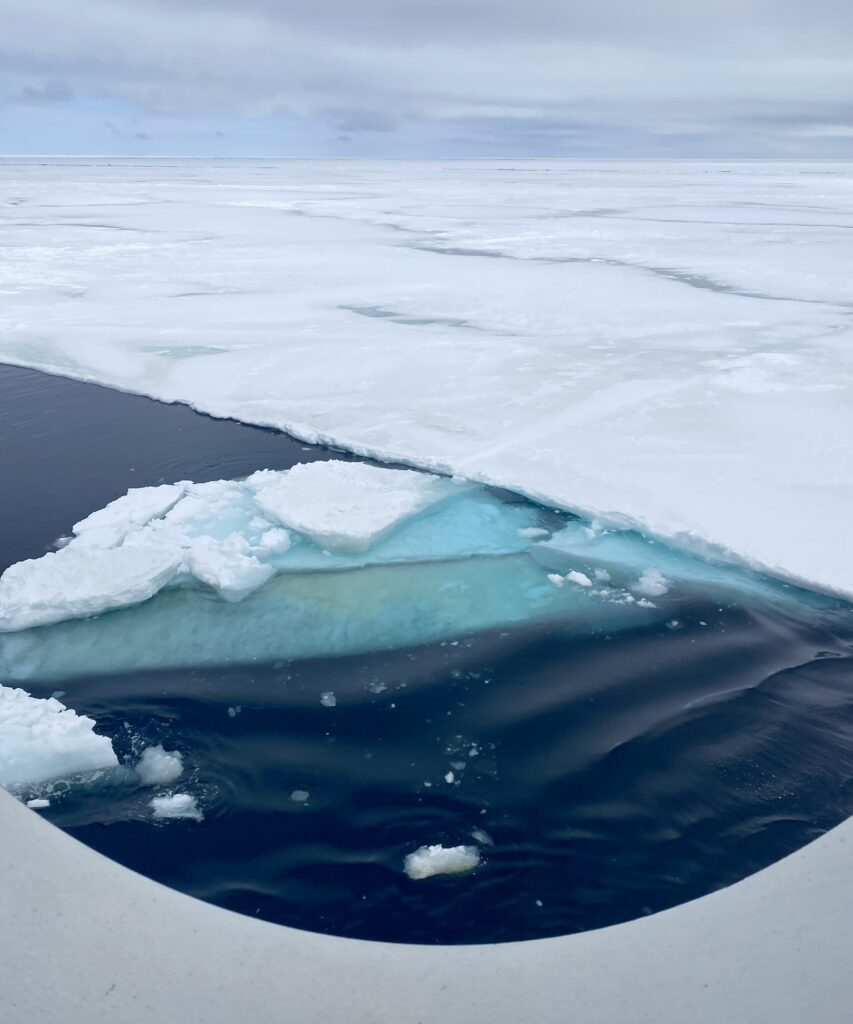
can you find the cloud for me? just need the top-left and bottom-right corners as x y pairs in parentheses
(0, 0), (851, 155)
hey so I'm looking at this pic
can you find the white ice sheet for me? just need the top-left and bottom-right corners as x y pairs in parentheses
(1, 159), (851, 594)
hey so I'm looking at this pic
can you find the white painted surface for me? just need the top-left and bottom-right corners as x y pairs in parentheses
(0, 159), (851, 596)
(0, 788), (851, 1023)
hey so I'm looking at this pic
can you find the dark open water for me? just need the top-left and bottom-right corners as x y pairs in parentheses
(3, 362), (853, 944)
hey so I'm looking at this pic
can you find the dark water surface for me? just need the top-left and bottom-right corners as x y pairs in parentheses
(3, 362), (853, 944)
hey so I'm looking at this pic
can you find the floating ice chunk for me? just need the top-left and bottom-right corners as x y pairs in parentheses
(594, 568), (612, 582)
(0, 545), (182, 631)
(0, 685), (118, 787)
(150, 793), (203, 821)
(445, 771), (455, 784)
(320, 691), (337, 708)
(258, 528), (291, 554)
(186, 534), (274, 602)
(404, 844), (481, 880)
(517, 527), (550, 539)
(135, 745), (183, 787)
(566, 570), (593, 587)
(290, 789), (310, 803)
(26, 798), (50, 809)
(634, 568), (670, 598)
(249, 461), (466, 554)
(546, 573), (565, 588)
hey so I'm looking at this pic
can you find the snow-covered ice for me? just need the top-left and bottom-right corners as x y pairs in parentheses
(0, 159), (850, 596)
(0, 684), (118, 788)
(135, 745), (184, 787)
(404, 844), (481, 880)
(150, 793), (203, 822)
(249, 461), (467, 553)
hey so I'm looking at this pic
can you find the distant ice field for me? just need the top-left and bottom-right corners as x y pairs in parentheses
(1, 158), (851, 595)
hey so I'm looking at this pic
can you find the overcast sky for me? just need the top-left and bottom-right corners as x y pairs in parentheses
(1, 0), (852, 157)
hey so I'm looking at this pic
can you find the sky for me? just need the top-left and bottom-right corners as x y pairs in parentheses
(1, 0), (852, 157)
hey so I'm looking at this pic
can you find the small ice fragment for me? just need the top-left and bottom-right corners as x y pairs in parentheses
(404, 844), (480, 880)
(594, 569), (611, 582)
(637, 598), (656, 608)
(546, 573), (565, 589)
(634, 568), (669, 598)
(290, 789), (310, 803)
(227, 705), (241, 718)
(150, 793), (203, 821)
(445, 771), (455, 784)
(471, 828), (493, 846)
(320, 691), (337, 708)
(566, 571), (593, 587)
(26, 798), (50, 810)
(535, 899), (544, 908)
(516, 527), (550, 539)
(51, 690), (66, 700)
(258, 528), (291, 554)
(450, 760), (466, 771)
(135, 745), (183, 786)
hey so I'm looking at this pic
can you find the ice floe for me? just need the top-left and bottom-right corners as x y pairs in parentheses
(0, 461), (535, 633)
(248, 461), (467, 553)
(150, 793), (203, 822)
(0, 684), (118, 788)
(135, 745), (184, 787)
(404, 844), (481, 880)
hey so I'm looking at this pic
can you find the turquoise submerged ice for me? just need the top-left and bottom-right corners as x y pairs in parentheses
(0, 460), (843, 684)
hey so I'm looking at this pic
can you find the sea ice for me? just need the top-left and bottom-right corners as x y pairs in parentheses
(0, 684), (118, 788)
(0, 545), (182, 631)
(150, 793), (203, 821)
(634, 569), (670, 598)
(248, 462), (468, 553)
(135, 745), (183, 787)
(0, 461), (541, 633)
(2, 160), (850, 596)
(404, 844), (481, 880)
(566, 571), (593, 587)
